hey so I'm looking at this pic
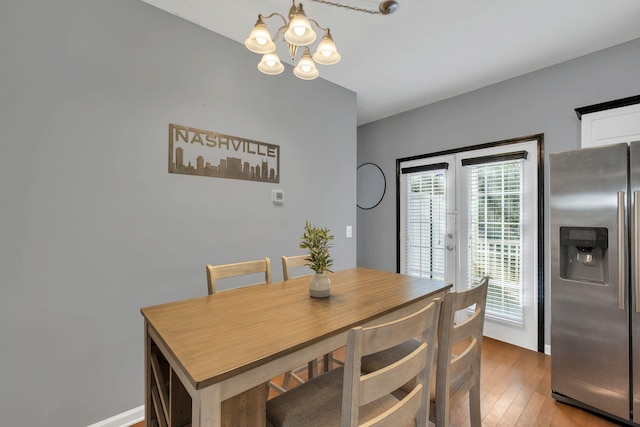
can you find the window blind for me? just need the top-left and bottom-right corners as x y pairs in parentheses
(400, 166), (447, 280)
(464, 158), (525, 325)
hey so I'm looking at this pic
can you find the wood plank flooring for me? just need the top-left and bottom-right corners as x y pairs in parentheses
(463, 337), (617, 427)
(132, 337), (620, 427)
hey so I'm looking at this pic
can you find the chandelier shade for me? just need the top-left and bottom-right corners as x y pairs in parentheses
(293, 48), (319, 80)
(312, 30), (341, 65)
(258, 53), (285, 75)
(245, 20), (276, 54)
(283, 4), (317, 46)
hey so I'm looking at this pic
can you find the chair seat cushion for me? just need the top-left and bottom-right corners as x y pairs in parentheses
(266, 367), (415, 427)
(361, 339), (473, 398)
(361, 338), (420, 371)
(361, 338), (421, 392)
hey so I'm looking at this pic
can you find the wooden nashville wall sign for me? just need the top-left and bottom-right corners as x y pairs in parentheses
(168, 123), (280, 183)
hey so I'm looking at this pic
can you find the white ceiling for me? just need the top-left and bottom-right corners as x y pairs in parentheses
(141, 0), (640, 125)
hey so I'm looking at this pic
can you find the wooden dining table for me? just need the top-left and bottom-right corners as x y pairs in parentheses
(141, 267), (450, 427)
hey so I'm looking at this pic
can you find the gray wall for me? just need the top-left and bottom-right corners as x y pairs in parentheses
(0, 0), (356, 425)
(357, 37), (640, 350)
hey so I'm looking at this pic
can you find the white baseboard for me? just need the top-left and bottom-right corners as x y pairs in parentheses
(545, 344), (551, 355)
(87, 405), (144, 427)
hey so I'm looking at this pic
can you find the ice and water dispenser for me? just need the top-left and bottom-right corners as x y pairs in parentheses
(559, 227), (609, 284)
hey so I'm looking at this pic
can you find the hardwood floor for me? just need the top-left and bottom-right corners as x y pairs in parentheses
(460, 337), (618, 427)
(133, 337), (619, 427)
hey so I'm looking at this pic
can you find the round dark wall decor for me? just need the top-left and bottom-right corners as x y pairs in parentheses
(357, 163), (386, 209)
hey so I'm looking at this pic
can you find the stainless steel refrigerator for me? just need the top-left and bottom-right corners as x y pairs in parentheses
(550, 141), (640, 424)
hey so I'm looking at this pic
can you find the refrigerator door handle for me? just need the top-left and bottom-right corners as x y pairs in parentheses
(635, 191), (640, 313)
(618, 191), (626, 310)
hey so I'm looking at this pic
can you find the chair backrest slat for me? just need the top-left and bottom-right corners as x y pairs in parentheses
(205, 257), (272, 295)
(360, 343), (427, 404)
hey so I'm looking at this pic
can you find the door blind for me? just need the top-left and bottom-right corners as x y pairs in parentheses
(401, 167), (447, 280)
(464, 159), (525, 325)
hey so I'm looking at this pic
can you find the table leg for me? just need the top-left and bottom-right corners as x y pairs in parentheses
(144, 321), (154, 426)
(222, 383), (266, 427)
(192, 384), (222, 427)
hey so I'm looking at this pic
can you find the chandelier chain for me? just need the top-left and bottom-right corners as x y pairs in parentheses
(311, 0), (382, 15)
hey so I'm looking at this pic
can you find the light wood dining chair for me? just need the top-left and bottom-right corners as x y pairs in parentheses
(281, 255), (343, 377)
(205, 257), (291, 396)
(360, 276), (489, 427)
(431, 275), (488, 427)
(281, 254), (310, 281)
(266, 298), (442, 427)
(205, 257), (272, 295)
(280, 255), (318, 389)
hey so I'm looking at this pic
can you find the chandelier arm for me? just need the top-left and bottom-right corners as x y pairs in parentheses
(259, 12), (288, 27)
(310, 0), (382, 15)
(272, 26), (286, 43)
(307, 18), (330, 32)
(259, 12), (289, 43)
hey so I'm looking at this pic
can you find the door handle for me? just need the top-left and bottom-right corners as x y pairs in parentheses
(446, 244), (454, 251)
(635, 192), (640, 313)
(618, 191), (626, 311)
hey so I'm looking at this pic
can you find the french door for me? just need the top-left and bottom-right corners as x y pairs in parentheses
(398, 138), (541, 351)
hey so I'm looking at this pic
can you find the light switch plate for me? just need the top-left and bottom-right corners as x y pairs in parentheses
(346, 225), (352, 238)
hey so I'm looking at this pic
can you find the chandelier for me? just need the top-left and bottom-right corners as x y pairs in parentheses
(245, 0), (399, 80)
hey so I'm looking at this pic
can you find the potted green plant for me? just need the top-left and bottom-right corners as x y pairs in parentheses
(300, 221), (334, 298)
